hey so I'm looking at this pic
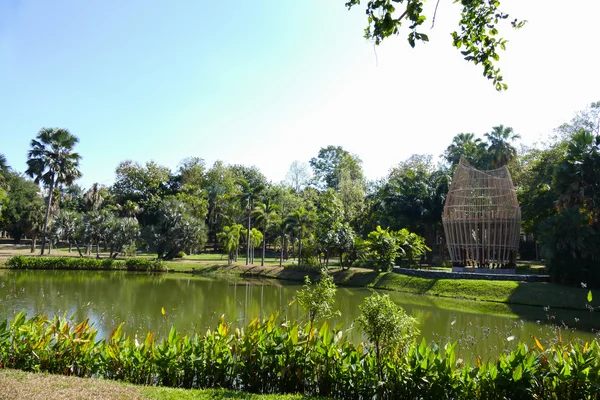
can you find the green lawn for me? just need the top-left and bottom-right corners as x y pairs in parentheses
(0, 369), (317, 400)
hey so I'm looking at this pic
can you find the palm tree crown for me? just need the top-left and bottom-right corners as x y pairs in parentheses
(25, 127), (82, 255)
(484, 125), (521, 168)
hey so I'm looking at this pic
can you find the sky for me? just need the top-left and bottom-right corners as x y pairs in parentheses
(1, 0), (599, 189)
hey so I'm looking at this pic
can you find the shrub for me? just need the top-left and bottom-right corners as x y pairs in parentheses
(5, 256), (166, 272)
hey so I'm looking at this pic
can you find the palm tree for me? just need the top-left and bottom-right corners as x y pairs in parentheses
(0, 153), (9, 188)
(84, 183), (104, 212)
(26, 128), (82, 255)
(484, 125), (521, 168)
(252, 199), (281, 266)
(51, 210), (83, 256)
(285, 207), (316, 266)
(119, 199), (142, 220)
(443, 133), (488, 169)
(234, 179), (265, 265)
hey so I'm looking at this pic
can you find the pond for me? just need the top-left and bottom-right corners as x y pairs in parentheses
(1, 269), (598, 360)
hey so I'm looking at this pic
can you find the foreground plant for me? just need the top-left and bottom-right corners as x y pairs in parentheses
(1, 310), (600, 399)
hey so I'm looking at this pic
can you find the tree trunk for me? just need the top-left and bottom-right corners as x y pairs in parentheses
(30, 234), (37, 253)
(261, 233), (266, 266)
(280, 235), (284, 267)
(298, 235), (302, 266)
(69, 242), (72, 253)
(246, 208), (251, 265)
(73, 239), (83, 257)
(40, 177), (55, 255)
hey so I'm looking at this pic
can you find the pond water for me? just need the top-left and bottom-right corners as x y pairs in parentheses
(1, 270), (598, 360)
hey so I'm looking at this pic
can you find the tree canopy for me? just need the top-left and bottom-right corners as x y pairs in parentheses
(345, 0), (526, 90)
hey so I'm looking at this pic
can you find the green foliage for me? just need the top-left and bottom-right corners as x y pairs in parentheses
(366, 226), (428, 271)
(357, 292), (419, 352)
(357, 292), (419, 382)
(5, 255), (166, 272)
(2, 311), (600, 398)
(0, 172), (45, 243)
(484, 124), (521, 168)
(367, 226), (398, 271)
(345, 0), (527, 90)
(395, 228), (430, 267)
(217, 224), (243, 265)
(148, 198), (207, 260)
(309, 145), (364, 191)
(25, 127), (82, 255)
(296, 272), (340, 326)
(539, 112), (600, 286)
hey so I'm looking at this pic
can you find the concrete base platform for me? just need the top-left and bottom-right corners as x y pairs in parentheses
(451, 267), (516, 274)
(393, 267), (549, 282)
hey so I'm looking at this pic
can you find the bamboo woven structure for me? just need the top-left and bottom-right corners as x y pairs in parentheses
(442, 157), (521, 268)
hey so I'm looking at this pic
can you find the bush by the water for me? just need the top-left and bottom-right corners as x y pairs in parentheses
(5, 255), (166, 272)
(0, 311), (599, 399)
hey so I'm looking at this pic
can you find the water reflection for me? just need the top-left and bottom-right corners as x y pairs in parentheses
(0, 270), (598, 359)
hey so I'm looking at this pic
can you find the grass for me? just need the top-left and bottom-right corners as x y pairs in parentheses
(0, 369), (317, 400)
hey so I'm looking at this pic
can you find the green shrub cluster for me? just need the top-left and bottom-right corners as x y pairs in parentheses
(1, 311), (599, 399)
(5, 255), (166, 272)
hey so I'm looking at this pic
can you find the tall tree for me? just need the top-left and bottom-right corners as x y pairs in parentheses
(0, 153), (9, 189)
(25, 128), (82, 255)
(112, 160), (171, 226)
(285, 160), (311, 192)
(484, 125), (521, 168)
(285, 207), (317, 266)
(148, 198), (207, 260)
(0, 153), (8, 174)
(83, 183), (105, 212)
(0, 173), (45, 245)
(310, 145), (364, 191)
(443, 133), (488, 169)
(51, 209), (84, 256)
(377, 155), (449, 262)
(252, 198), (281, 266)
(177, 156), (206, 187)
(234, 178), (265, 265)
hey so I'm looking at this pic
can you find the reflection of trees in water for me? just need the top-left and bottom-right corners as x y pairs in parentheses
(1, 270), (599, 359)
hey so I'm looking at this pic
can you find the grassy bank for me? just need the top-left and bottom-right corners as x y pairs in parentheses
(0, 369), (315, 400)
(183, 263), (594, 311)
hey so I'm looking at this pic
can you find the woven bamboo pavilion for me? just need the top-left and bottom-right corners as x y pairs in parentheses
(442, 157), (521, 269)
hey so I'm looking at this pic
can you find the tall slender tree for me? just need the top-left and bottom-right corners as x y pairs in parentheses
(234, 178), (264, 265)
(252, 198), (281, 266)
(484, 125), (521, 168)
(25, 128), (82, 255)
(285, 207), (316, 266)
(443, 133), (488, 169)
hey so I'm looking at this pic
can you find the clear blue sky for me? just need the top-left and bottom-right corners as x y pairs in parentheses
(1, 0), (599, 189)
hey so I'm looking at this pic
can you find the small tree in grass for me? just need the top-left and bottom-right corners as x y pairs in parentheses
(357, 292), (419, 383)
